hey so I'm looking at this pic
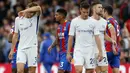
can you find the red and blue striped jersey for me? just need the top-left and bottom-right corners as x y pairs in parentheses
(57, 21), (73, 53)
(105, 17), (120, 52)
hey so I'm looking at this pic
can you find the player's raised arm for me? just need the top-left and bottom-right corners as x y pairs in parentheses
(18, 2), (42, 17)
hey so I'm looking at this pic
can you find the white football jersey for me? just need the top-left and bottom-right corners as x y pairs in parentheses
(69, 16), (100, 53)
(93, 17), (107, 53)
(15, 15), (39, 49)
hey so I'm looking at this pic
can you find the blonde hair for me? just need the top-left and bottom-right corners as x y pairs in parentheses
(27, 2), (39, 8)
(27, 2), (39, 16)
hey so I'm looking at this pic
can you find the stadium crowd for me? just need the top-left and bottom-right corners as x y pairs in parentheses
(0, 0), (130, 66)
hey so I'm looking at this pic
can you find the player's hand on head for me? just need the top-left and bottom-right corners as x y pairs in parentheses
(8, 50), (14, 60)
(18, 10), (26, 17)
(97, 52), (103, 62)
(67, 53), (72, 63)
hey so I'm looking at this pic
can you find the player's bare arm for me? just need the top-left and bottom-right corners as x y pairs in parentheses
(8, 33), (13, 43)
(95, 35), (103, 61)
(67, 35), (73, 62)
(108, 24), (117, 55)
(18, 5), (42, 17)
(8, 33), (18, 60)
(48, 33), (59, 53)
(104, 31), (116, 45)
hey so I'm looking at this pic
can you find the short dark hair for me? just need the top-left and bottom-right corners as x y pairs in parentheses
(56, 8), (67, 18)
(103, 5), (113, 15)
(80, 1), (90, 9)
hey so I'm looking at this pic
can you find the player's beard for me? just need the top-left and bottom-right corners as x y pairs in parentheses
(96, 12), (102, 16)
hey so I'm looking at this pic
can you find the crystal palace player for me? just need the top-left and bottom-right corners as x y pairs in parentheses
(48, 9), (73, 73)
(103, 5), (120, 73)
(8, 26), (28, 73)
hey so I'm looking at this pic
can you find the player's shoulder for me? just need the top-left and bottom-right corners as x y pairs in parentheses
(99, 17), (107, 26)
(100, 17), (107, 22)
(71, 16), (81, 22)
(88, 17), (97, 21)
(15, 17), (21, 20)
(15, 17), (23, 22)
(88, 17), (99, 24)
(66, 20), (71, 24)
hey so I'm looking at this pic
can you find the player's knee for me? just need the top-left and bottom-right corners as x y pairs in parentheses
(86, 69), (94, 73)
(100, 67), (108, 73)
(75, 66), (82, 73)
(95, 67), (100, 73)
(28, 67), (36, 73)
(58, 70), (65, 73)
(17, 68), (24, 73)
(75, 68), (82, 73)
(112, 68), (119, 73)
(101, 71), (108, 73)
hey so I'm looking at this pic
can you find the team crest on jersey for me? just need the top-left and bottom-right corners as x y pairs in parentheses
(89, 24), (93, 28)
(58, 32), (64, 39)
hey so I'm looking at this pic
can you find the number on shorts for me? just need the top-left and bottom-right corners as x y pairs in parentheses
(103, 57), (107, 62)
(60, 62), (64, 67)
(90, 58), (94, 64)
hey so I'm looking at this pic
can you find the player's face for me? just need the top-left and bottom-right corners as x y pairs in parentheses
(27, 12), (35, 17)
(55, 12), (63, 22)
(80, 8), (89, 19)
(102, 9), (107, 18)
(95, 4), (103, 15)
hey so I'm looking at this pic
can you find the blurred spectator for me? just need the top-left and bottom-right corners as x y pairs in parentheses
(124, 19), (130, 36)
(120, 0), (129, 28)
(39, 32), (57, 73)
(0, 26), (6, 63)
(52, 0), (61, 13)
(0, 1), (8, 23)
(66, 1), (79, 20)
